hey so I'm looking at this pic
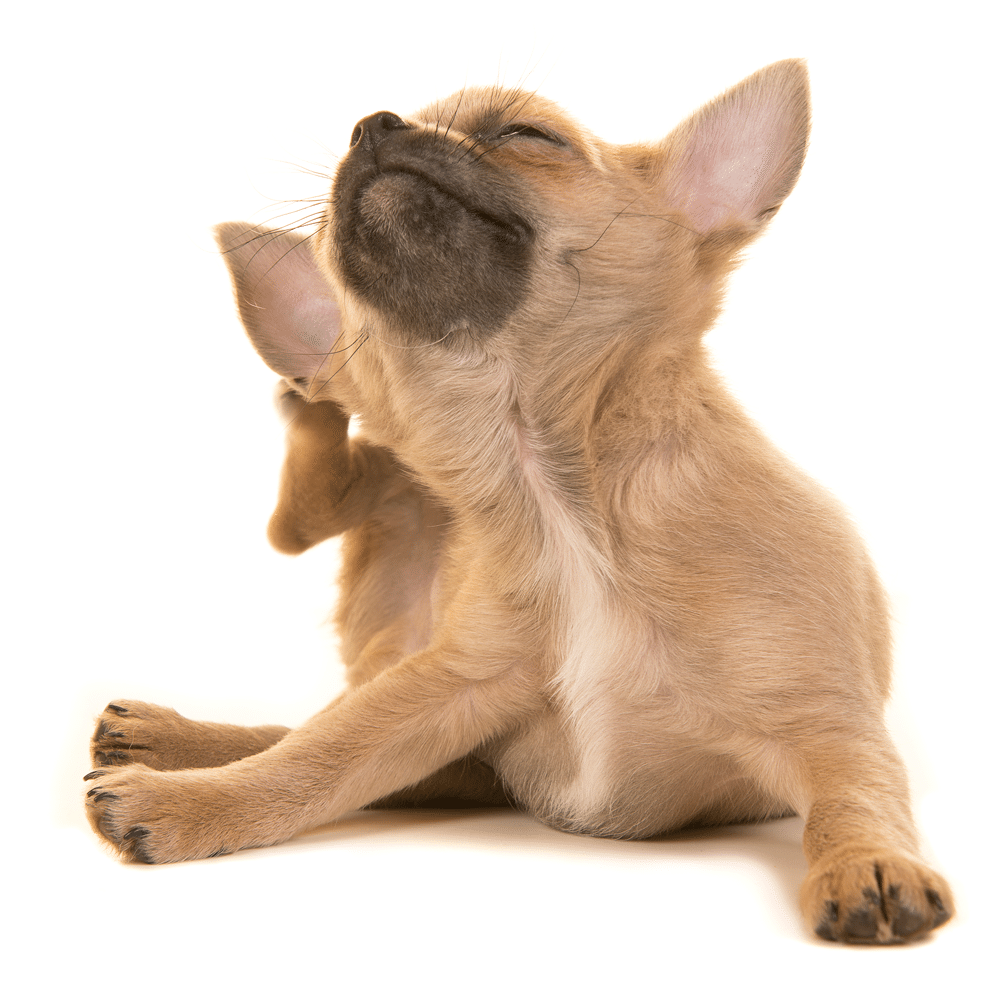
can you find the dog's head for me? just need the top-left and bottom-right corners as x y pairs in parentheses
(217, 60), (808, 458)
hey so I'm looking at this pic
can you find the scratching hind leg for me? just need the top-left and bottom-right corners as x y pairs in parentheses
(90, 700), (290, 771)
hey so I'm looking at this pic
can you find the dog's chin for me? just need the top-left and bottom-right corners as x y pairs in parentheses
(356, 171), (527, 249)
(332, 168), (534, 342)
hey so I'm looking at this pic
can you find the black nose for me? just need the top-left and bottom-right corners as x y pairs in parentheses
(350, 111), (409, 151)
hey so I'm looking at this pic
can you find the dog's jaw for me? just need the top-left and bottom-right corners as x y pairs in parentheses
(329, 118), (535, 342)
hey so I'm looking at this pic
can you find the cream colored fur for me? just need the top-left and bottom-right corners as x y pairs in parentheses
(86, 61), (952, 944)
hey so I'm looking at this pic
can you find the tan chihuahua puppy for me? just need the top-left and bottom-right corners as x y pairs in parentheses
(86, 60), (953, 944)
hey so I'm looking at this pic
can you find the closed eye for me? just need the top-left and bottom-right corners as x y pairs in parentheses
(491, 123), (563, 144)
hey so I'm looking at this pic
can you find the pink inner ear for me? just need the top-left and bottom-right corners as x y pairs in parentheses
(215, 223), (342, 382)
(666, 63), (809, 234)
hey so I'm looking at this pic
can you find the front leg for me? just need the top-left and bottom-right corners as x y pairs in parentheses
(85, 647), (539, 863)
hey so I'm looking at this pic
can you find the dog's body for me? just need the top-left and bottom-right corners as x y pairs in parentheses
(86, 61), (953, 943)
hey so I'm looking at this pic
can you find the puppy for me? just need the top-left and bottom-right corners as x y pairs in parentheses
(86, 60), (953, 944)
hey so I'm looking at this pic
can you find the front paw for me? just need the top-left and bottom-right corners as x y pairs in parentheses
(84, 765), (233, 864)
(90, 700), (185, 770)
(801, 849), (953, 944)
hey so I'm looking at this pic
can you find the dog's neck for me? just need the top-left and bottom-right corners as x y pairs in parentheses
(344, 316), (714, 593)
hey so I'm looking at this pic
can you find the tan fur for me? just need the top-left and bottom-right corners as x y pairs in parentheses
(86, 61), (952, 944)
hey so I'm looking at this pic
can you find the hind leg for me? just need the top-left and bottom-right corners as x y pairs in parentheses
(790, 730), (953, 944)
(90, 700), (291, 771)
(371, 755), (512, 808)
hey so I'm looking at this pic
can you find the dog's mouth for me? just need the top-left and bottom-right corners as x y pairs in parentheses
(329, 131), (535, 341)
(355, 168), (531, 253)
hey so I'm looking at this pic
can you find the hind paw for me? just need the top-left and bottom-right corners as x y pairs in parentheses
(802, 849), (953, 944)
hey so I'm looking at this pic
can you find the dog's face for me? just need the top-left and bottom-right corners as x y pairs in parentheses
(316, 88), (707, 358)
(218, 62), (808, 463)
(313, 71), (807, 362)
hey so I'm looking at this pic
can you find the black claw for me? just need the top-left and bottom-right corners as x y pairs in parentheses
(814, 900), (839, 941)
(926, 890), (951, 928)
(94, 719), (126, 741)
(106, 704), (129, 715)
(122, 827), (154, 864)
(92, 791), (120, 803)
(83, 770), (106, 781)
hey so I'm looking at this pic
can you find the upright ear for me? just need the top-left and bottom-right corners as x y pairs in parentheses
(660, 59), (810, 237)
(214, 223), (341, 383)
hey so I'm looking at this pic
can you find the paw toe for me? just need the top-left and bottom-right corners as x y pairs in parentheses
(814, 900), (839, 941)
(842, 892), (880, 941)
(121, 826), (154, 864)
(925, 888), (952, 930)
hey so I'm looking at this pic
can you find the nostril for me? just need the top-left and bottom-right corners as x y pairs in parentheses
(376, 112), (408, 131)
(350, 111), (410, 150)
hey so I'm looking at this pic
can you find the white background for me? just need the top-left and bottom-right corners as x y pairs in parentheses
(5, 1), (996, 994)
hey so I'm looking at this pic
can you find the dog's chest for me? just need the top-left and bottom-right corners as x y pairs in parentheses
(516, 438), (666, 814)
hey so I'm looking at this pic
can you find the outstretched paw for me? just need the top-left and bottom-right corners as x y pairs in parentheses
(84, 764), (240, 863)
(802, 850), (953, 944)
(90, 700), (288, 771)
(91, 702), (156, 768)
(84, 765), (167, 863)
